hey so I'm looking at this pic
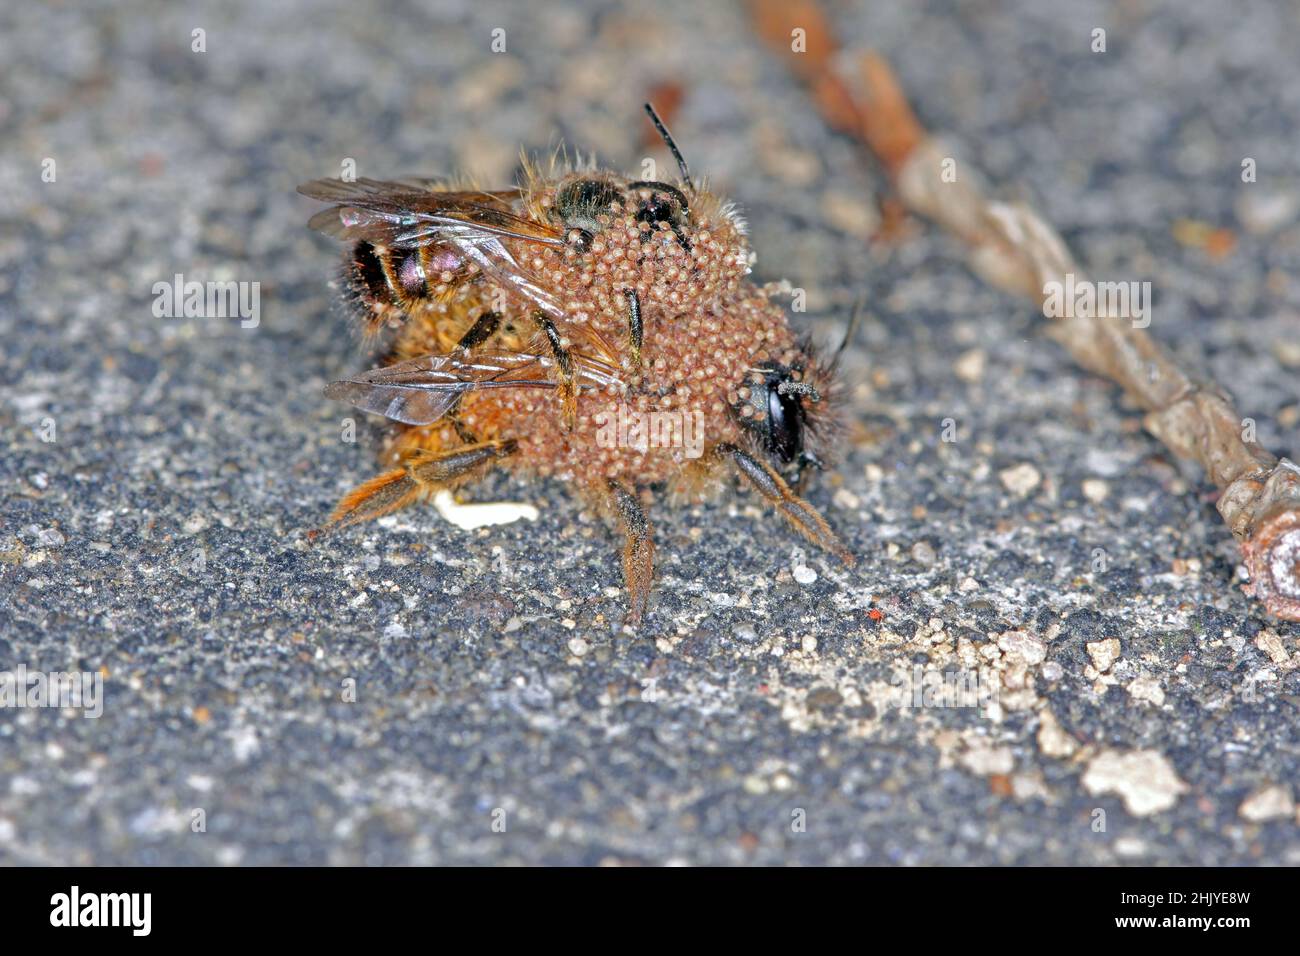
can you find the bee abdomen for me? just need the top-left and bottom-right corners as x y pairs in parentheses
(342, 241), (470, 331)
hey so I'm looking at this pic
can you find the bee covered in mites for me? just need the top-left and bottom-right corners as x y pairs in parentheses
(299, 105), (855, 626)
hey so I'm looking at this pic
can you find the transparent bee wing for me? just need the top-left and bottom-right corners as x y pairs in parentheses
(324, 350), (623, 425)
(297, 179), (563, 246)
(299, 178), (569, 319)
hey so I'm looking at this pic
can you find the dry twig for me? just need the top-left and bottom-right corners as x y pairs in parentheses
(750, 0), (1300, 621)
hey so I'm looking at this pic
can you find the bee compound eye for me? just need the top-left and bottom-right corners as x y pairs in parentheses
(767, 386), (805, 464)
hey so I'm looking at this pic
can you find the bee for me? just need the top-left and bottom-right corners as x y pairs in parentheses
(300, 105), (854, 626)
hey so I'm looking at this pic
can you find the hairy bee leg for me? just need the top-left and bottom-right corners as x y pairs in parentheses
(533, 312), (577, 430)
(605, 479), (655, 626)
(316, 440), (517, 534)
(622, 289), (642, 372)
(718, 443), (855, 566)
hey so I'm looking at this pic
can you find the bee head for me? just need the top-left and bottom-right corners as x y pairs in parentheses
(552, 177), (624, 248)
(731, 349), (834, 485)
(551, 176), (692, 251)
(624, 180), (691, 249)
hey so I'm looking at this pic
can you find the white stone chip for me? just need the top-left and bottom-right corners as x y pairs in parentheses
(1126, 674), (1165, 706)
(1082, 749), (1188, 816)
(1086, 638), (1121, 673)
(433, 489), (539, 529)
(1238, 784), (1294, 822)
(998, 462), (1041, 497)
(1036, 709), (1078, 758)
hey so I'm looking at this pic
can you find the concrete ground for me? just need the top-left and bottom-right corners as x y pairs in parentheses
(2, 0), (1299, 864)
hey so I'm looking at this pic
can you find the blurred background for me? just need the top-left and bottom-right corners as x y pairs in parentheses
(2, 0), (1299, 865)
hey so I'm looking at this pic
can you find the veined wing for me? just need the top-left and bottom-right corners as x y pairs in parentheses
(299, 177), (568, 319)
(324, 350), (623, 426)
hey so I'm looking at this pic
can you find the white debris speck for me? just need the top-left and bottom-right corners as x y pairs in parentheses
(1236, 189), (1298, 235)
(792, 565), (817, 585)
(567, 637), (589, 657)
(1115, 836), (1148, 858)
(227, 724), (260, 763)
(1036, 709), (1078, 758)
(998, 463), (1041, 497)
(832, 487), (860, 509)
(129, 806), (188, 836)
(216, 845), (245, 866)
(801, 635), (818, 654)
(998, 630), (1047, 666)
(1086, 638), (1121, 673)
(953, 348), (987, 383)
(182, 514), (210, 534)
(1126, 674), (1166, 706)
(1238, 784), (1294, 822)
(1254, 630), (1290, 666)
(1082, 749), (1187, 816)
(36, 527), (65, 548)
(1081, 478), (1109, 503)
(961, 740), (1014, 775)
(383, 621), (408, 639)
(433, 489), (538, 529)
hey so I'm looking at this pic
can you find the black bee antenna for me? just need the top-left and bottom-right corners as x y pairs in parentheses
(643, 102), (695, 193)
(834, 293), (867, 363)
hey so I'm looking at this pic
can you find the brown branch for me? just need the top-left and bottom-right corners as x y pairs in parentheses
(749, 1), (1300, 621)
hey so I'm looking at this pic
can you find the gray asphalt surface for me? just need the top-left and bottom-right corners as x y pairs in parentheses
(2, 0), (1300, 865)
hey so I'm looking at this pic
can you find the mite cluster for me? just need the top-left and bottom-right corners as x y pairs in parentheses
(300, 106), (853, 624)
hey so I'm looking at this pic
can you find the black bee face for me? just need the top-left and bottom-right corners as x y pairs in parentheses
(625, 180), (691, 250)
(733, 359), (824, 479)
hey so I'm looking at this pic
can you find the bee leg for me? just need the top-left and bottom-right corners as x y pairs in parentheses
(604, 479), (655, 626)
(621, 289), (642, 372)
(718, 443), (854, 566)
(455, 309), (502, 352)
(439, 310), (502, 446)
(314, 440), (517, 536)
(533, 312), (578, 431)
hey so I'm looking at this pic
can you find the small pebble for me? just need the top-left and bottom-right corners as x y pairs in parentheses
(910, 541), (937, 566)
(1082, 749), (1187, 816)
(1081, 478), (1109, 503)
(792, 565), (817, 585)
(953, 348), (986, 383)
(1087, 638), (1121, 672)
(1126, 674), (1165, 706)
(1238, 784), (1294, 822)
(1236, 189), (1298, 235)
(999, 463), (1041, 497)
